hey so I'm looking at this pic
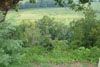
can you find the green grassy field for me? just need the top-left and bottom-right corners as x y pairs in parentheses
(6, 2), (100, 25)
(7, 8), (83, 25)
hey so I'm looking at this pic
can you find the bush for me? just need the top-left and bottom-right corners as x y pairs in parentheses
(36, 16), (68, 50)
(69, 46), (100, 63)
(69, 8), (100, 48)
(69, 47), (90, 62)
(24, 46), (48, 63)
(0, 22), (23, 67)
(36, 16), (68, 40)
(24, 40), (71, 64)
(89, 47), (100, 62)
(15, 16), (69, 50)
(14, 21), (43, 47)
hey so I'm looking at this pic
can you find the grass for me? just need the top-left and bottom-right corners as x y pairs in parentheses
(7, 8), (100, 25)
(6, 2), (100, 25)
(7, 8), (83, 25)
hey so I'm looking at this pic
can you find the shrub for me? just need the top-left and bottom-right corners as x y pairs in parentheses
(36, 16), (68, 40)
(69, 8), (100, 48)
(89, 47), (100, 62)
(14, 19), (53, 50)
(15, 16), (69, 50)
(48, 40), (68, 57)
(69, 47), (90, 62)
(14, 21), (43, 47)
(69, 46), (100, 63)
(23, 46), (48, 63)
(36, 16), (68, 50)
(0, 22), (23, 67)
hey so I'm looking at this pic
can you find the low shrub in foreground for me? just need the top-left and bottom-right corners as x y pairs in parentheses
(0, 22), (23, 67)
(69, 47), (100, 63)
(24, 45), (100, 64)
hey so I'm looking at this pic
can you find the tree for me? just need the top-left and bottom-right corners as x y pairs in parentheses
(0, 0), (20, 22)
(0, 0), (92, 23)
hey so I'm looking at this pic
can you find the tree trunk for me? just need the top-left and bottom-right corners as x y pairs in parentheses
(0, 11), (8, 23)
(0, 0), (19, 23)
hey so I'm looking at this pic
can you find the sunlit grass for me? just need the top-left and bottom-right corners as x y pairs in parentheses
(6, 2), (100, 24)
(6, 8), (83, 24)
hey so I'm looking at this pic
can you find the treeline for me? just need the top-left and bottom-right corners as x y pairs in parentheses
(18, 0), (69, 9)
(18, 0), (100, 9)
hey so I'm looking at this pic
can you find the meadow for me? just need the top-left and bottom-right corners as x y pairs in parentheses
(7, 8), (83, 24)
(6, 2), (100, 25)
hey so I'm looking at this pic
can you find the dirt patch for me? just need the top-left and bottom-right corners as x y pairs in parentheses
(32, 62), (97, 67)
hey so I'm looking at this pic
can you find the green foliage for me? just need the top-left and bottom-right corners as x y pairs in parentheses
(36, 16), (68, 40)
(69, 46), (100, 63)
(69, 47), (90, 62)
(48, 40), (68, 58)
(5, 8), (100, 65)
(69, 8), (100, 48)
(14, 21), (42, 47)
(36, 16), (69, 50)
(0, 22), (23, 67)
(54, 0), (92, 10)
(24, 46), (48, 63)
(15, 16), (68, 50)
(29, 0), (37, 3)
(24, 45), (100, 64)
(24, 44), (70, 64)
(89, 47), (100, 62)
